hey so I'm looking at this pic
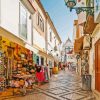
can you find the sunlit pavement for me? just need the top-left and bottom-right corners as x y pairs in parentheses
(2, 69), (96, 100)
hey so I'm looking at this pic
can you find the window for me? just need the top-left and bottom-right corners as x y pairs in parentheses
(55, 39), (56, 46)
(37, 12), (44, 32)
(41, 57), (44, 65)
(50, 29), (52, 42)
(19, 4), (27, 40)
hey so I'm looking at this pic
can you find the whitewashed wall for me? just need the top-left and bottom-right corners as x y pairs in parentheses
(47, 22), (55, 53)
(0, 0), (19, 36)
(33, 28), (45, 49)
(0, 0), (32, 46)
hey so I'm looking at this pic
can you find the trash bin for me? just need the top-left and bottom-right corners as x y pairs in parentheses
(82, 74), (91, 91)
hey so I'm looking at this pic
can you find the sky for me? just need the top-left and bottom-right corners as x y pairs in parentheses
(41, 0), (78, 43)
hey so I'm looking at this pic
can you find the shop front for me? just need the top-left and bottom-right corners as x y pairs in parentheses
(81, 50), (89, 75)
(89, 23), (100, 100)
(82, 35), (91, 75)
(38, 50), (50, 81)
(38, 50), (47, 66)
(0, 36), (36, 96)
(74, 36), (84, 75)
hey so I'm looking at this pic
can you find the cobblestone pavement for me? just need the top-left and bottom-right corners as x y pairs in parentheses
(2, 69), (95, 100)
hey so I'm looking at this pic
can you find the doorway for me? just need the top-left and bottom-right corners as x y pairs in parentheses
(95, 39), (100, 92)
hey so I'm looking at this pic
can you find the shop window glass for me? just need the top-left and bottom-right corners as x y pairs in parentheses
(19, 4), (27, 40)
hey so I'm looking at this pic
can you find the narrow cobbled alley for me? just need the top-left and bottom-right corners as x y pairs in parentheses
(2, 69), (95, 100)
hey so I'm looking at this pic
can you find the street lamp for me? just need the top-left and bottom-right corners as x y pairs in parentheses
(64, 0), (76, 8)
(64, 0), (94, 15)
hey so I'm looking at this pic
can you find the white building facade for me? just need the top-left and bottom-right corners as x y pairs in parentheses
(0, 0), (35, 49)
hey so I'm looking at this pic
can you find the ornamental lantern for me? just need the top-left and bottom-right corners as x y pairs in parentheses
(64, 0), (76, 8)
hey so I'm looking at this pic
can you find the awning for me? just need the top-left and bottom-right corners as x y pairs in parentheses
(84, 15), (97, 34)
(74, 36), (84, 53)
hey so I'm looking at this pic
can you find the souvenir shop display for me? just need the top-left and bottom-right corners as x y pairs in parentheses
(0, 36), (50, 96)
(0, 51), (6, 91)
(10, 57), (36, 95)
(11, 74), (35, 95)
(0, 36), (37, 96)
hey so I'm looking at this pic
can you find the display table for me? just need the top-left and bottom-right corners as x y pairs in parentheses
(12, 74), (34, 79)
(11, 74), (35, 95)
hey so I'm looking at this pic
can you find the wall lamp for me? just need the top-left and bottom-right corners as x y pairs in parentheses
(64, 0), (94, 15)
